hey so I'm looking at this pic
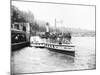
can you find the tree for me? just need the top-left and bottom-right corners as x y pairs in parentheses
(11, 5), (26, 23)
(11, 5), (34, 23)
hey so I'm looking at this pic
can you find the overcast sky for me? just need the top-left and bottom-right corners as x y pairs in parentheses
(12, 1), (95, 31)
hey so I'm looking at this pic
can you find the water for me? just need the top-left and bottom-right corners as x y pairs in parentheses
(71, 37), (95, 69)
(11, 37), (96, 74)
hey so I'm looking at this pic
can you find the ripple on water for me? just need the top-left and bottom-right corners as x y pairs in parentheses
(11, 37), (96, 73)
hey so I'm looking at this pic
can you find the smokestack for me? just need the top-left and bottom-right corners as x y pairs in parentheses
(46, 22), (49, 32)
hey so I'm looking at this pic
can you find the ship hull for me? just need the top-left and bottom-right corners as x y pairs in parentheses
(47, 47), (75, 57)
(31, 43), (75, 57)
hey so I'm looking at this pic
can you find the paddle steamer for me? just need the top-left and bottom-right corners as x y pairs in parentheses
(30, 20), (75, 56)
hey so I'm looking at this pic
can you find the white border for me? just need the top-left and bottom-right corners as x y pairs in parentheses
(0, 0), (99, 75)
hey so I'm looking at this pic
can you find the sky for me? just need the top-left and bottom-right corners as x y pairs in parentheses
(12, 1), (95, 31)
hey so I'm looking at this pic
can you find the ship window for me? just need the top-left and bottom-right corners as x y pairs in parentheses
(53, 45), (54, 48)
(51, 45), (52, 47)
(14, 24), (19, 30)
(48, 44), (49, 47)
(23, 26), (26, 31)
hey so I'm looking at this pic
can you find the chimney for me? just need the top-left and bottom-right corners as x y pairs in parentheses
(46, 22), (49, 32)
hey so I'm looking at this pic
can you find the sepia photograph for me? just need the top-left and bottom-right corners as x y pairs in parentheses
(11, 0), (96, 74)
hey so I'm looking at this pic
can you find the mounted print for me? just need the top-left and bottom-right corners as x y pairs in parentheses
(11, 0), (96, 74)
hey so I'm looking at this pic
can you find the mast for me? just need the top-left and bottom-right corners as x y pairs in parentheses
(55, 19), (63, 33)
(55, 19), (57, 32)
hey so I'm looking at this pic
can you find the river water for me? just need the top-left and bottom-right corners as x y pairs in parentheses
(11, 37), (96, 74)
